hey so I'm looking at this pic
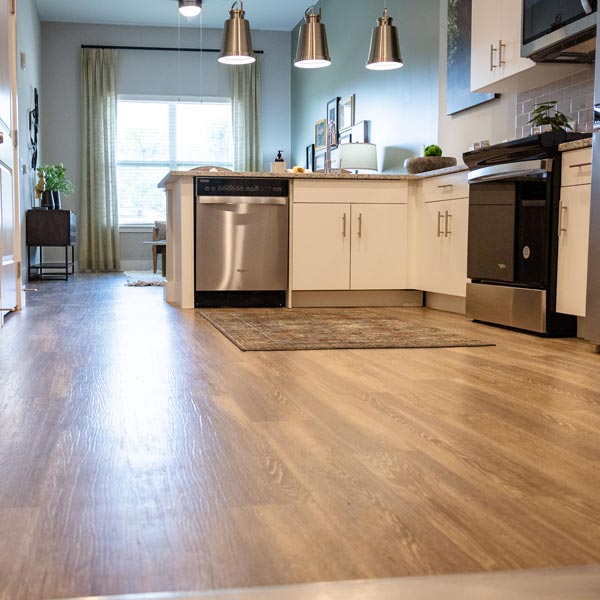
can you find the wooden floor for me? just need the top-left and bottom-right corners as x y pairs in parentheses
(0, 273), (599, 600)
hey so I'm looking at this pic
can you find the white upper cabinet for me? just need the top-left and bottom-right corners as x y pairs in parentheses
(471, 0), (584, 94)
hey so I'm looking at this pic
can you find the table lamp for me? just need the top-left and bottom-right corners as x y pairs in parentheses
(338, 142), (378, 173)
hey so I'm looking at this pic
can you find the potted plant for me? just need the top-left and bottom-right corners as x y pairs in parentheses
(528, 101), (572, 133)
(37, 163), (75, 209)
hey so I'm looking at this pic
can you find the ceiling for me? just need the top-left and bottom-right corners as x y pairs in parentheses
(34, 0), (310, 31)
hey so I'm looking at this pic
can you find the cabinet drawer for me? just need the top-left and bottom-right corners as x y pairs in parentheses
(293, 180), (408, 204)
(561, 148), (592, 187)
(421, 172), (469, 202)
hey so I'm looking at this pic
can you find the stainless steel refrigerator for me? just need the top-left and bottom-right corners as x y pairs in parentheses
(582, 15), (600, 347)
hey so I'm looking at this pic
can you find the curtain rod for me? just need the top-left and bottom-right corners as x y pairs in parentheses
(81, 44), (264, 54)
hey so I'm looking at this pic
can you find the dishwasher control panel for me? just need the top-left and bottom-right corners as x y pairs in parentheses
(196, 177), (289, 198)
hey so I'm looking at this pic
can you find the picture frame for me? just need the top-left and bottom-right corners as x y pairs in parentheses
(326, 96), (340, 147)
(339, 130), (352, 146)
(306, 143), (315, 171)
(446, 0), (496, 115)
(351, 120), (370, 143)
(314, 118), (326, 150)
(339, 95), (355, 131)
(315, 150), (326, 172)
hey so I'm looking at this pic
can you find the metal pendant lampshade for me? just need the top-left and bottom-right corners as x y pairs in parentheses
(366, 7), (403, 70)
(219, 1), (256, 65)
(178, 0), (202, 18)
(294, 6), (331, 69)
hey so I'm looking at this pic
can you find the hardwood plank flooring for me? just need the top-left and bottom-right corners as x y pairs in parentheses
(0, 273), (599, 599)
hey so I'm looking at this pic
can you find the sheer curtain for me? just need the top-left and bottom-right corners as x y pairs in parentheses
(229, 57), (262, 172)
(79, 48), (120, 271)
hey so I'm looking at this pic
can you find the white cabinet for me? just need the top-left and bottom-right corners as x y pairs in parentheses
(470, 0), (581, 94)
(556, 148), (592, 317)
(291, 180), (408, 291)
(415, 173), (469, 298)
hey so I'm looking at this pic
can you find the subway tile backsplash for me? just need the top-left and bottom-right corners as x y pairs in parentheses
(515, 67), (595, 139)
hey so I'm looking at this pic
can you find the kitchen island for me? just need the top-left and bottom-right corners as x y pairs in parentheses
(158, 167), (469, 310)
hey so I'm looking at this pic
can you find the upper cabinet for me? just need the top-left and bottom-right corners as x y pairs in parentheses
(470, 0), (586, 94)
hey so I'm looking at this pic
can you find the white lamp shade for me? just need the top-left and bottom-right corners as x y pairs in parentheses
(339, 143), (378, 171)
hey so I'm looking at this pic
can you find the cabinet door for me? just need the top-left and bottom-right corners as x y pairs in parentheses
(439, 197), (469, 297)
(351, 204), (407, 290)
(470, 0), (500, 91)
(292, 203), (350, 291)
(556, 184), (591, 317)
(415, 201), (446, 293)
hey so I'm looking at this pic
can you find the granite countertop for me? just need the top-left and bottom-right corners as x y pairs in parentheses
(559, 138), (593, 152)
(158, 164), (468, 187)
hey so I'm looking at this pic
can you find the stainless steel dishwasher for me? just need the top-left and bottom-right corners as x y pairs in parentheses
(194, 177), (289, 307)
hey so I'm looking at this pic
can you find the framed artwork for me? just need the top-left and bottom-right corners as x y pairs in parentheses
(326, 96), (340, 146)
(339, 95), (355, 130)
(351, 120), (369, 143)
(314, 118), (326, 150)
(446, 0), (496, 115)
(306, 143), (315, 171)
(339, 130), (352, 145)
(315, 150), (326, 172)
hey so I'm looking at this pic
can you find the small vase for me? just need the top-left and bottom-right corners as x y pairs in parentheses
(40, 190), (53, 209)
(52, 190), (61, 210)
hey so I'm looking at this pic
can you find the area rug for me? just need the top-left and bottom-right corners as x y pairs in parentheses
(124, 271), (165, 287)
(199, 308), (493, 351)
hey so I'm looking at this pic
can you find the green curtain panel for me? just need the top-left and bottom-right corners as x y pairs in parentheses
(229, 57), (262, 172)
(79, 48), (120, 271)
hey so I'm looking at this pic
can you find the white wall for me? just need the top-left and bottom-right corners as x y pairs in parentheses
(40, 22), (292, 267)
(16, 0), (42, 283)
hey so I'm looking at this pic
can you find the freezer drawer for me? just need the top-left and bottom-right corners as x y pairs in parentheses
(195, 199), (288, 291)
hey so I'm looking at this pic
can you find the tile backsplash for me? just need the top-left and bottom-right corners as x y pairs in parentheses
(515, 68), (595, 139)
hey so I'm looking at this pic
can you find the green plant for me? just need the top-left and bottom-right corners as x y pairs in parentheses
(36, 163), (75, 196)
(527, 101), (572, 132)
(424, 144), (442, 157)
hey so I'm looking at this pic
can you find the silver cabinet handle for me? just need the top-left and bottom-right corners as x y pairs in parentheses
(437, 211), (444, 237)
(559, 205), (568, 234)
(358, 213), (363, 238)
(498, 40), (506, 66)
(342, 212), (347, 237)
(444, 211), (452, 237)
(0, 131), (3, 144)
(490, 44), (497, 71)
(569, 162), (592, 169)
(437, 184), (453, 190)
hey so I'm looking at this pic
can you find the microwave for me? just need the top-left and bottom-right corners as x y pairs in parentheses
(521, 0), (597, 62)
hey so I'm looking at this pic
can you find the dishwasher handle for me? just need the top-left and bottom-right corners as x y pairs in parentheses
(197, 196), (288, 206)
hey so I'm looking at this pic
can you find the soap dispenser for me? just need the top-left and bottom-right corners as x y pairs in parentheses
(271, 150), (286, 173)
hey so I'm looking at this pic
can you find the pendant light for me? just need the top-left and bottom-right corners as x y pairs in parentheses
(219, 1), (256, 65)
(366, 7), (403, 70)
(294, 6), (331, 69)
(178, 0), (202, 18)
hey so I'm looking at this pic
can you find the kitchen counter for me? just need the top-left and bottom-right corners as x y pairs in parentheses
(559, 138), (593, 152)
(157, 164), (468, 187)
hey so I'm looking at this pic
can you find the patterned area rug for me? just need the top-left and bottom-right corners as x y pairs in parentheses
(199, 308), (493, 351)
(124, 271), (165, 287)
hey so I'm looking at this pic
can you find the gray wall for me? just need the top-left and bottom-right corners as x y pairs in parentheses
(291, 0), (440, 172)
(40, 22), (292, 267)
(16, 0), (42, 283)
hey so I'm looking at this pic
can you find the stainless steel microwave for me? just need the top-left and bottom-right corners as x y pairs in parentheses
(521, 0), (597, 62)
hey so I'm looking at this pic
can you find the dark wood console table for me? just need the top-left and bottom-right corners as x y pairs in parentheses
(26, 209), (76, 281)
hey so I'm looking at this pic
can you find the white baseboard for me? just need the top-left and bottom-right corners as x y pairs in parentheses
(120, 260), (154, 271)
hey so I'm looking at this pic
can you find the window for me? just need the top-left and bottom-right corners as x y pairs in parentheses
(116, 98), (233, 225)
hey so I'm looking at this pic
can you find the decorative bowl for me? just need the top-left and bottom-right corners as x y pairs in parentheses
(404, 156), (458, 174)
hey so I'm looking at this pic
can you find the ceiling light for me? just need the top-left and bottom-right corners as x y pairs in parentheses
(178, 0), (202, 18)
(294, 6), (331, 69)
(366, 7), (403, 70)
(219, 1), (256, 65)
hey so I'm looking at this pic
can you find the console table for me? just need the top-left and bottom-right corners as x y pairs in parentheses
(26, 209), (76, 280)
